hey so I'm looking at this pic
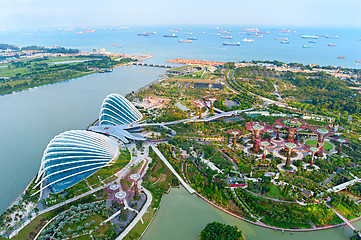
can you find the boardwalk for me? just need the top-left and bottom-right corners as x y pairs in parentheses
(326, 202), (361, 236)
(151, 145), (195, 194)
(115, 185), (152, 240)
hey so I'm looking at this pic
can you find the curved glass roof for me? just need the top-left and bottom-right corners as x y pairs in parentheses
(99, 93), (143, 126)
(35, 130), (119, 193)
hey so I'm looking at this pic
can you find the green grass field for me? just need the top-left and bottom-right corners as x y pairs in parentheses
(305, 140), (333, 151)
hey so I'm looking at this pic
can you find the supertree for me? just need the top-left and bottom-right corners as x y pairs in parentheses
(284, 142), (297, 168)
(227, 129), (242, 148)
(308, 146), (319, 167)
(130, 173), (141, 199)
(192, 100), (206, 119)
(272, 124), (283, 140)
(308, 126), (333, 154)
(334, 137), (350, 155)
(114, 191), (127, 218)
(205, 97), (218, 115)
(259, 140), (271, 164)
(276, 118), (307, 143)
(245, 122), (270, 153)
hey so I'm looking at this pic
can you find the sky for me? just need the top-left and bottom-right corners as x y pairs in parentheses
(0, 0), (360, 29)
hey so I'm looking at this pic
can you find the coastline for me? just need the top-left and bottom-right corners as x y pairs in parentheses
(2, 60), (360, 239)
(0, 58), (141, 97)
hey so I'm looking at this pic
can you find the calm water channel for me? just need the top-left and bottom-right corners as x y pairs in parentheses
(142, 187), (356, 240)
(0, 65), (164, 212)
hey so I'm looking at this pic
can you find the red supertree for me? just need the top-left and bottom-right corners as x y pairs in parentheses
(227, 129), (242, 148)
(192, 100), (206, 119)
(272, 124), (283, 140)
(276, 118), (308, 143)
(245, 122), (271, 153)
(308, 126), (333, 154)
(333, 137), (350, 155)
(205, 97), (219, 115)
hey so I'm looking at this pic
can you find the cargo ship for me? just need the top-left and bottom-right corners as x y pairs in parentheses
(223, 42), (241, 46)
(178, 39), (192, 43)
(275, 38), (288, 41)
(337, 56), (345, 59)
(328, 43), (336, 46)
(187, 37), (197, 40)
(281, 41), (290, 44)
(326, 35), (338, 39)
(303, 45), (312, 48)
(164, 34), (178, 38)
(221, 35), (233, 39)
(309, 41), (316, 43)
(242, 38), (254, 42)
(138, 33), (149, 37)
(302, 35), (319, 39)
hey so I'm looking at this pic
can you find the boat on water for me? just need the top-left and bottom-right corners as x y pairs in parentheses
(302, 35), (319, 39)
(328, 43), (336, 46)
(248, 33), (263, 37)
(178, 39), (192, 43)
(326, 35), (338, 39)
(275, 38), (288, 41)
(138, 33), (149, 37)
(221, 35), (233, 39)
(84, 30), (95, 33)
(281, 41), (290, 44)
(111, 44), (117, 46)
(75, 31), (83, 34)
(197, 32), (206, 34)
(240, 28), (259, 32)
(356, 60), (361, 63)
(187, 37), (197, 40)
(223, 42), (241, 46)
(210, 33), (221, 36)
(303, 45), (312, 48)
(337, 56), (345, 59)
(242, 38), (254, 42)
(164, 34), (178, 38)
(309, 41), (316, 43)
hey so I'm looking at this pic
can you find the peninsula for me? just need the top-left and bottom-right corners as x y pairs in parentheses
(1, 56), (361, 240)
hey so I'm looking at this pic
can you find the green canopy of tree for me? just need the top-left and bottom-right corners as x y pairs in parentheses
(199, 221), (245, 240)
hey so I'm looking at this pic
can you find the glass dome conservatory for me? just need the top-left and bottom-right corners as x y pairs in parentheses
(99, 93), (143, 126)
(35, 130), (119, 193)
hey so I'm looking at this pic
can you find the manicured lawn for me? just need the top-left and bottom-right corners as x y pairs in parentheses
(124, 206), (155, 240)
(305, 140), (333, 150)
(12, 212), (52, 240)
(267, 184), (284, 200)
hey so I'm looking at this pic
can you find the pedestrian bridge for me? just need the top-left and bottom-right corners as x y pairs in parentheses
(132, 62), (175, 68)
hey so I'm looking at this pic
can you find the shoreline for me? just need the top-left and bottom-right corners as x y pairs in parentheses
(2, 60), (360, 238)
(0, 56), (146, 97)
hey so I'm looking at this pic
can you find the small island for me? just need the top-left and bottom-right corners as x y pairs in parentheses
(199, 221), (245, 240)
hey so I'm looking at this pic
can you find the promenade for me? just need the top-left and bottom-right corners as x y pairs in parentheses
(151, 145), (195, 194)
(116, 185), (153, 239)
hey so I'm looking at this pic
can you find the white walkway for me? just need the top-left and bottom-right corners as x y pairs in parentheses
(116, 186), (152, 239)
(151, 146), (195, 194)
